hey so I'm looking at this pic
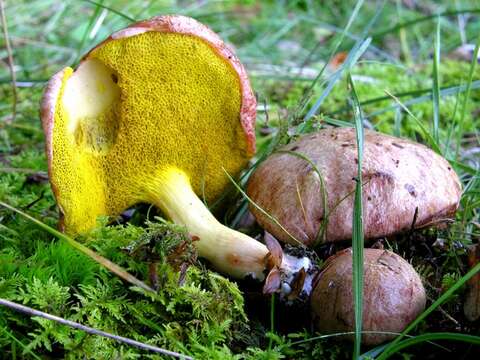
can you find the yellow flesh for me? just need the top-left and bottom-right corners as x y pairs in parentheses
(52, 32), (248, 234)
(149, 168), (268, 279)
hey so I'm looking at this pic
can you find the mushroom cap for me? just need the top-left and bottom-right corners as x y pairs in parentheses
(311, 248), (426, 345)
(247, 127), (461, 246)
(41, 15), (256, 234)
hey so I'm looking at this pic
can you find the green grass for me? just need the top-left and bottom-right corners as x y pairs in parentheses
(1, 0), (480, 359)
(348, 73), (365, 360)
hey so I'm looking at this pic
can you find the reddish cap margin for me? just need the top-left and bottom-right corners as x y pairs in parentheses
(40, 68), (67, 229)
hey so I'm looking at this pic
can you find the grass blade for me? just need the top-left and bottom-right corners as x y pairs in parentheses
(0, 326), (41, 360)
(376, 261), (480, 360)
(222, 168), (302, 245)
(76, 0), (105, 63)
(268, 294), (275, 350)
(275, 150), (329, 246)
(372, 8), (480, 39)
(303, 37), (371, 123)
(0, 201), (155, 293)
(290, 331), (449, 354)
(81, 0), (135, 22)
(331, 80), (480, 117)
(377, 332), (480, 360)
(0, 0), (17, 122)
(384, 90), (442, 154)
(394, 108), (402, 137)
(297, 0), (365, 115)
(432, 16), (441, 145)
(454, 33), (480, 158)
(348, 73), (365, 359)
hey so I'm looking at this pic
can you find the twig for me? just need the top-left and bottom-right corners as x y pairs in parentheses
(0, 167), (48, 175)
(0, 298), (192, 359)
(427, 297), (461, 327)
(0, 0), (17, 122)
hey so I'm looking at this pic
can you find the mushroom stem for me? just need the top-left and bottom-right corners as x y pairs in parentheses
(147, 167), (269, 279)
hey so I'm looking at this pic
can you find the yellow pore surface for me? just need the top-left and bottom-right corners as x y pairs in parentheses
(52, 32), (249, 234)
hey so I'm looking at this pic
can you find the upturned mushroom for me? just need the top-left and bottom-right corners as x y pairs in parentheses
(40, 15), (314, 283)
(311, 248), (426, 345)
(247, 127), (462, 247)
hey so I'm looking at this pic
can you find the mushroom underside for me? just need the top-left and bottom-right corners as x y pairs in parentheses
(49, 31), (250, 234)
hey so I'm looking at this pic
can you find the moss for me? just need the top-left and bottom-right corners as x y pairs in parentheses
(0, 219), (250, 358)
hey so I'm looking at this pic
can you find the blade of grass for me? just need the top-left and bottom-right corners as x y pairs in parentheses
(323, 116), (354, 127)
(432, 16), (441, 145)
(0, 0), (17, 122)
(375, 261), (480, 360)
(372, 8), (480, 39)
(81, 0), (135, 22)
(76, 0), (105, 63)
(394, 108), (402, 137)
(42, 0), (67, 34)
(383, 90), (442, 154)
(460, 169), (480, 226)
(0, 326), (42, 360)
(294, 0), (366, 126)
(289, 331), (449, 354)
(268, 294), (275, 350)
(275, 150), (329, 246)
(376, 332), (480, 360)
(444, 81), (463, 155)
(454, 34), (480, 159)
(348, 73), (365, 360)
(0, 299), (191, 359)
(330, 81), (480, 116)
(302, 37), (371, 125)
(395, 0), (412, 65)
(0, 201), (155, 293)
(299, 15), (398, 65)
(454, 0), (467, 44)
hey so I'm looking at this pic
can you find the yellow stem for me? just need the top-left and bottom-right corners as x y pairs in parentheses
(147, 167), (269, 280)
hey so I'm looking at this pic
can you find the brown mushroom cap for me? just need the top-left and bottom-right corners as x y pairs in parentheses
(247, 127), (461, 247)
(311, 248), (426, 345)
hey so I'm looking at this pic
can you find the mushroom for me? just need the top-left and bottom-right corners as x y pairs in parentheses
(247, 127), (462, 247)
(40, 15), (308, 281)
(311, 248), (426, 345)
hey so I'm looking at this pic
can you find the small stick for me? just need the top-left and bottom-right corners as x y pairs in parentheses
(0, 298), (192, 359)
(464, 244), (480, 321)
(0, 0), (17, 122)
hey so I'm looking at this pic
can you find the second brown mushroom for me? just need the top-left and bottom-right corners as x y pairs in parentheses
(247, 127), (462, 247)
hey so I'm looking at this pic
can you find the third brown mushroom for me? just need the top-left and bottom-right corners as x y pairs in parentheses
(311, 248), (426, 345)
